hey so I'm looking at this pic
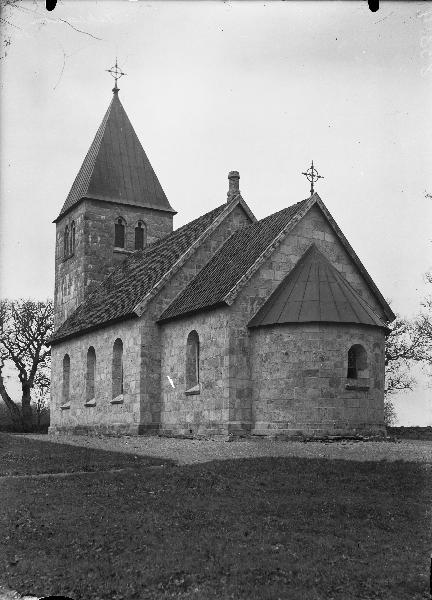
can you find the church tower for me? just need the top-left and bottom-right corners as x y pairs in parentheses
(53, 69), (176, 328)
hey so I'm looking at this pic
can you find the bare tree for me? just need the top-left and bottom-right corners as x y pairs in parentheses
(383, 315), (425, 426)
(413, 272), (432, 372)
(33, 367), (50, 429)
(0, 299), (53, 431)
(384, 316), (423, 396)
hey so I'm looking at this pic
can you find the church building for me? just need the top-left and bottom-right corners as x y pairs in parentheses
(49, 79), (395, 438)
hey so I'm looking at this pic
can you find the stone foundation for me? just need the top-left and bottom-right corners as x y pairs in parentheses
(48, 423), (141, 436)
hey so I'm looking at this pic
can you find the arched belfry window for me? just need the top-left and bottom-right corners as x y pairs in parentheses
(86, 347), (96, 402)
(114, 218), (126, 249)
(185, 331), (200, 394)
(63, 226), (69, 258)
(62, 354), (70, 404)
(135, 221), (146, 251)
(70, 221), (76, 255)
(347, 344), (368, 379)
(112, 338), (124, 399)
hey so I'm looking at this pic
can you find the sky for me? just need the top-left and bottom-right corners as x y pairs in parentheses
(0, 0), (431, 425)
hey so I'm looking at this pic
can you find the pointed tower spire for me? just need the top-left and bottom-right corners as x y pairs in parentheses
(55, 87), (175, 222)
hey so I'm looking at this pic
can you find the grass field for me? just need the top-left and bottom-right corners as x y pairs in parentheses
(0, 434), (430, 600)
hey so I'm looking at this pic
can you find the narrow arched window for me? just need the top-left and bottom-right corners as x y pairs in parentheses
(62, 354), (70, 403)
(347, 344), (368, 379)
(70, 221), (76, 255)
(112, 338), (124, 398)
(86, 347), (96, 401)
(185, 331), (200, 392)
(114, 218), (125, 249)
(63, 226), (69, 258)
(135, 221), (146, 250)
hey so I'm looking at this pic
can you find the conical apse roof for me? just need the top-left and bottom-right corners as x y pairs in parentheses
(248, 244), (389, 330)
(55, 92), (175, 221)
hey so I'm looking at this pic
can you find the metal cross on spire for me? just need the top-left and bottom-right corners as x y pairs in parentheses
(106, 59), (126, 94)
(302, 160), (324, 196)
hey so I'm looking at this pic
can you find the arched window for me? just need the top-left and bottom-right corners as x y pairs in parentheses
(86, 347), (96, 401)
(185, 331), (200, 392)
(62, 354), (70, 404)
(70, 221), (76, 255)
(63, 226), (69, 258)
(112, 338), (124, 398)
(135, 221), (146, 250)
(114, 217), (126, 249)
(347, 344), (368, 379)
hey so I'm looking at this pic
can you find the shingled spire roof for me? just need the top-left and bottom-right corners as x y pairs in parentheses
(248, 244), (389, 331)
(54, 92), (175, 222)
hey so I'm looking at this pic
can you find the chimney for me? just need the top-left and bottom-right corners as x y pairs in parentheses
(227, 171), (240, 202)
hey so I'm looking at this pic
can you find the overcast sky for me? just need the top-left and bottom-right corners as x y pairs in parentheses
(1, 1), (431, 425)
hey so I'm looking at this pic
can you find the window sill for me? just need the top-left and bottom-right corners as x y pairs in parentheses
(60, 402), (71, 410)
(111, 394), (124, 404)
(84, 398), (96, 407)
(185, 384), (200, 396)
(345, 383), (370, 391)
(113, 248), (133, 255)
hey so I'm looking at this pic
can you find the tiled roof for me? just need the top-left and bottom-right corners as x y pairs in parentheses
(50, 203), (228, 344)
(248, 244), (389, 330)
(55, 93), (174, 222)
(158, 199), (310, 323)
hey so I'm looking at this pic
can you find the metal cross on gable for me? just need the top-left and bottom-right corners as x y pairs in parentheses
(302, 160), (324, 196)
(106, 59), (126, 94)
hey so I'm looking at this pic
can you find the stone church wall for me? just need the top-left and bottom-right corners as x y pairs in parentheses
(250, 323), (385, 437)
(54, 202), (87, 329)
(225, 203), (387, 434)
(50, 318), (142, 435)
(139, 204), (252, 434)
(159, 308), (230, 436)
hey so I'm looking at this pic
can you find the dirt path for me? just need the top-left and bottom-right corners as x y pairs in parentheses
(22, 433), (432, 464)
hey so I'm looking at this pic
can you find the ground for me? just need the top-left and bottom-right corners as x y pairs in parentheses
(0, 434), (431, 600)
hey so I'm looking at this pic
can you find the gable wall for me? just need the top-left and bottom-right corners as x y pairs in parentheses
(226, 204), (388, 429)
